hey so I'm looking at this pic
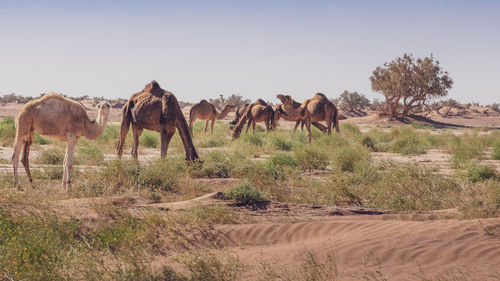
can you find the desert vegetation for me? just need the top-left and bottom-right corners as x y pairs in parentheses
(1, 111), (499, 279)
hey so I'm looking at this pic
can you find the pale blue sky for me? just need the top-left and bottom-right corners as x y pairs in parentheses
(1, 0), (499, 104)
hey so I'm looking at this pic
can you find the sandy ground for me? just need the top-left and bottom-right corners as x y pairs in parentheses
(54, 192), (500, 280)
(2, 102), (500, 279)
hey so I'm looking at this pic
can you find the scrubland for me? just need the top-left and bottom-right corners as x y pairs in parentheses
(0, 118), (499, 280)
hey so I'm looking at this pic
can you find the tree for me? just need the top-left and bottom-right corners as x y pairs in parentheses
(370, 53), (453, 118)
(209, 94), (251, 110)
(338, 90), (371, 112)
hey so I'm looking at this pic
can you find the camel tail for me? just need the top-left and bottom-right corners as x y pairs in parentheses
(334, 106), (340, 133)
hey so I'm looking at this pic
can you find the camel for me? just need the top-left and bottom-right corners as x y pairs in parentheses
(271, 103), (327, 133)
(232, 99), (274, 138)
(230, 104), (249, 125)
(117, 81), (198, 161)
(276, 93), (339, 143)
(188, 100), (235, 135)
(12, 93), (111, 190)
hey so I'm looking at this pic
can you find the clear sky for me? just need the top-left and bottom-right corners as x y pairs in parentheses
(1, 0), (499, 104)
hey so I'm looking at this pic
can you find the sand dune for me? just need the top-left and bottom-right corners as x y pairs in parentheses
(206, 216), (500, 280)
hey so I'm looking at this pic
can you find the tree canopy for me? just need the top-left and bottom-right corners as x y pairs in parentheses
(370, 53), (453, 117)
(338, 90), (371, 112)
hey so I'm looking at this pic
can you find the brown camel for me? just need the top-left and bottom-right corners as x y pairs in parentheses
(232, 99), (274, 138)
(277, 93), (339, 143)
(116, 81), (198, 161)
(230, 103), (249, 125)
(188, 100), (235, 135)
(12, 93), (111, 190)
(271, 103), (327, 133)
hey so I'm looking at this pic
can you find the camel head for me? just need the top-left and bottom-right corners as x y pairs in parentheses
(97, 101), (111, 113)
(276, 94), (293, 106)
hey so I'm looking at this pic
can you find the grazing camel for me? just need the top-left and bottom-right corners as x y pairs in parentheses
(271, 103), (327, 133)
(117, 80), (198, 161)
(12, 93), (111, 190)
(188, 100), (235, 135)
(232, 99), (274, 138)
(277, 93), (339, 143)
(230, 103), (249, 125)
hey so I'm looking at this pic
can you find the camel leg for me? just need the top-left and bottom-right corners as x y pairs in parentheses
(160, 127), (176, 159)
(304, 119), (312, 143)
(131, 124), (143, 160)
(117, 111), (131, 160)
(292, 120), (301, 135)
(210, 119), (215, 135)
(204, 120), (209, 135)
(325, 111), (333, 135)
(245, 120), (252, 133)
(12, 137), (26, 190)
(20, 131), (34, 185)
(189, 117), (195, 136)
(63, 135), (77, 191)
(252, 121), (256, 134)
(265, 119), (270, 132)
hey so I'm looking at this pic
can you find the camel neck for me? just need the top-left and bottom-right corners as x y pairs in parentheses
(85, 110), (109, 139)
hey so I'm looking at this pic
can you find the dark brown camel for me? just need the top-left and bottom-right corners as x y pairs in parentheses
(117, 81), (198, 161)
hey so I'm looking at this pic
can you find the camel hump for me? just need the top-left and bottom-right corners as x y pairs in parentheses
(315, 92), (328, 99)
(145, 80), (162, 92)
(255, 99), (267, 105)
(199, 99), (209, 104)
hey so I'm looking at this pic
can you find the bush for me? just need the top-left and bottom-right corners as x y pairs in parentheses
(200, 136), (227, 148)
(137, 159), (182, 191)
(139, 131), (159, 148)
(465, 164), (496, 183)
(449, 134), (486, 168)
(241, 133), (264, 147)
(0, 117), (15, 146)
(265, 153), (299, 179)
(33, 132), (52, 145)
(294, 147), (328, 170)
(76, 144), (104, 165)
(190, 151), (232, 178)
(333, 146), (370, 172)
(35, 148), (65, 164)
(389, 127), (427, 155)
(271, 137), (292, 151)
(224, 183), (267, 205)
(361, 136), (378, 152)
(492, 140), (500, 160)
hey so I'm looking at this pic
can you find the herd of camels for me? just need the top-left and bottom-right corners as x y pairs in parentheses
(11, 80), (339, 190)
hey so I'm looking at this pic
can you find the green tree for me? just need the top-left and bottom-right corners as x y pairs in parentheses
(338, 90), (371, 112)
(370, 54), (453, 117)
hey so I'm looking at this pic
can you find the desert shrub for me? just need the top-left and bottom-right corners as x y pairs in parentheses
(224, 183), (267, 205)
(265, 153), (299, 180)
(98, 125), (119, 147)
(465, 164), (496, 183)
(0, 117), (15, 146)
(389, 133), (427, 155)
(340, 123), (361, 135)
(332, 145), (370, 172)
(492, 140), (500, 160)
(459, 180), (500, 218)
(449, 134), (486, 168)
(241, 133), (264, 147)
(76, 144), (104, 165)
(175, 250), (241, 281)
(200, 136), (227, 148)
(33, 132), (52, 145)
(0, 210), (81, 281)
(294, 147), (328, 170)
(190, 151), (232, 178)
(338, 90), (370, 112)
(271, 136), (292, 151)
(139, 131), (159, 148)
(35, 148), (65, 164)
(44, 166), (64, 180)
(137, 159), (182, 191)
(360, 135), (378, 152)
(230, 159), (276, 187)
